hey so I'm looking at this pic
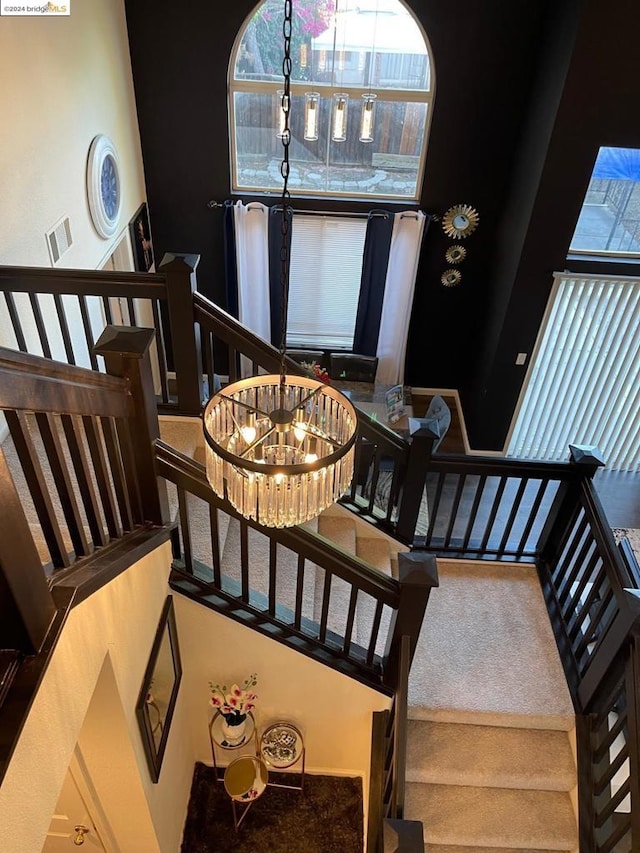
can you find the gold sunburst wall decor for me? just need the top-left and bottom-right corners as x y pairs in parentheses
(442, 204), (479, 239)
(445, 244), (467, 264)
(441, 269), (462, 287)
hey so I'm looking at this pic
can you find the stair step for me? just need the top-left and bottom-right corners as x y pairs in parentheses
(356, 536), (392, 575)
(408, 561), (575, 731)
(159, 417), (202, 459)
(317, 514), (357, 553)
(406, 721), (575, 791)
(405, 783), (577, 850)
(424, 847), (573, 853)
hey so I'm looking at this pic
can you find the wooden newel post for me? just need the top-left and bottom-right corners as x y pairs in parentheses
(159, 253), (204, 415)
(0, 451), (56, 653)
(537, 443), (605, 562)
(94, 326), (170, 527)
(383, 553), (438, 690)
(395, 418), (442, 543)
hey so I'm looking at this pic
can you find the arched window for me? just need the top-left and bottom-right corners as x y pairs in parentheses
(229, 0), (434, 200)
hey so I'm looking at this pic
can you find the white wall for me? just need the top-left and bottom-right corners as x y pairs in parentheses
(175, 595), (391, 824)
(0, 543), (195, 853)
(0, 0), (145, 271)
(0, 0), (147, 368)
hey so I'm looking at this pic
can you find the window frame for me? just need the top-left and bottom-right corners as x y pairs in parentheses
(227, 0), (434, 202)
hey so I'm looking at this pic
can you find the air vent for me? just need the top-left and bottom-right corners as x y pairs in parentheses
(46, 216), (72, 265)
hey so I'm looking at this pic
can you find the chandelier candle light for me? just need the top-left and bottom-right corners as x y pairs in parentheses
(203, 0), (357, 528)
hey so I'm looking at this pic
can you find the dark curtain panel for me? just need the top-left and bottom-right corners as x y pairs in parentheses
(352, 210), (394, 355)
(222, 200), (238, 318)
(268, 206), (294, 348)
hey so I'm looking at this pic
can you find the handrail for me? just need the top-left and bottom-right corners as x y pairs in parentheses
(0, 264), (167, 295)
(194, 291), (286, 375)
(0, 346), (132, 418)
(424, 451), (586, 481)
(155, 440), (399, 604)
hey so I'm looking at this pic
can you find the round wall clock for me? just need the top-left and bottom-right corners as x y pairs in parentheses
(87, 134), (122, 238)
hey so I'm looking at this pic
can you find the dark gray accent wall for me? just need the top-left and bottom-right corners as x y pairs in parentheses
(124, 0), (640, 449)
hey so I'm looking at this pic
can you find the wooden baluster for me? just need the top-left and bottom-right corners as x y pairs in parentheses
(61, 414), (108, 547)
(82, 415), (122, 539)
(53, 293), (75, 364)
(29, 293), (52, 359)
(209, 505), (222, 586)
(100, 416), (135, 532)
(343, 587), (359, 654)
(151, 299), (170, 404)
(94, 325), (170, 527)
(5, 410), (71, 568)
(460, 473), (487, 551)
(268, 539), (277, 616)
(77, 295), (99, 371)
(294, 554), (305, 630)
(178, 487), (193, 573)
(319, 572), (332, 644)
(366, 600), (384, 665)
(240, 520), (249, 602)
(35, 412), (92, 558)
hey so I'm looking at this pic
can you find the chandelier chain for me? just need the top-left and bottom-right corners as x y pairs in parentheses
(279, 0), (293, 393)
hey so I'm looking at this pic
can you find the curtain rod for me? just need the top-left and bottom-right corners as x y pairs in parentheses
(207, 199), (423, 220)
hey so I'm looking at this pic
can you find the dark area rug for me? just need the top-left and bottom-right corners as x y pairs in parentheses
(181, 762), (363, 852)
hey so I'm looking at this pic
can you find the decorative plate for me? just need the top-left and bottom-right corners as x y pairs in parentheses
(445, 244), (467, 264)
(441, 269), (462, 287)
(87, 134), (121, 239)
(442, 204), (479, 239)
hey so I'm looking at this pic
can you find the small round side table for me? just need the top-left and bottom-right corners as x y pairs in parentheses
(260, 721), (305, 792)
(209, 710), (257, 783)
(224, 755), (268, 831)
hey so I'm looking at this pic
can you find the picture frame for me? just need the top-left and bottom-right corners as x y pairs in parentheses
(136, 596), (182, 783)
(129, 201), (154, 272)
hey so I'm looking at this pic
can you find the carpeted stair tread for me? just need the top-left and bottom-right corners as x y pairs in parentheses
(424, 846), (573, 853)
(159, 417), (202, 459)
(406, 720), (575, 791)
(405, 783), (577, 850)
(317, 514), (357, 553)
(356, 536), (392, 575)
(408, 561), (575, 730)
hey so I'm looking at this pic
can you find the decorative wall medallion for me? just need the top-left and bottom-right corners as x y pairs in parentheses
(441, 269), (462, 287)
(87, 134), (122, 239)
(442, 204), (479, 239)
(445, 244), (467, 264)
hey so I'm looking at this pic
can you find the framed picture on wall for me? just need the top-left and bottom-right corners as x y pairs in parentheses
(129, 202), (154, 272)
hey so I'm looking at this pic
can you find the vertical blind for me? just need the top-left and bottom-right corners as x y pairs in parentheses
(508, 274), (640, 472)
(286, 215), (367, 349)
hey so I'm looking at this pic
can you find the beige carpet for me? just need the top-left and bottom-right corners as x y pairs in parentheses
(407, 561), (575, 730)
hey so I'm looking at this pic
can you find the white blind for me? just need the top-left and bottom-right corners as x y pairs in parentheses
(508, 274), (640, 472)
(286, 215), (367, 349)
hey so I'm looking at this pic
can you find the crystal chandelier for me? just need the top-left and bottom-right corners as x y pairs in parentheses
(203, 0), (357, 528)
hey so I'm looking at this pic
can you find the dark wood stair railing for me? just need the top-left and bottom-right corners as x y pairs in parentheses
(156, 438), (438, 694)
(367, 634), (427, 853)
(0, 328), (172, 584)
(4, 259), (640, 847)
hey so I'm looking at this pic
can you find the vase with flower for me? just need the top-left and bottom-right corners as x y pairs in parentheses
(209, 673), (258, 746)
